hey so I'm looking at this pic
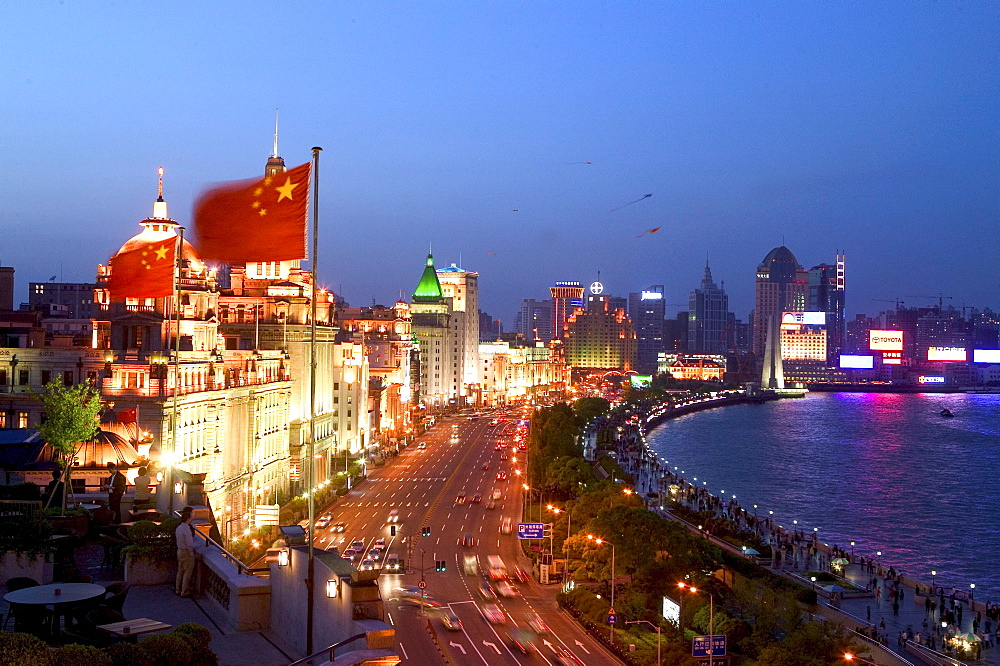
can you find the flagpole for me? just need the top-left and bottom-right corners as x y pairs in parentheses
(306, 146), (321, 656)
(169, 227), (184, 518)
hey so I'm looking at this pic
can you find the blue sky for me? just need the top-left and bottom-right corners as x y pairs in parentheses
(2, 2), (997, 325)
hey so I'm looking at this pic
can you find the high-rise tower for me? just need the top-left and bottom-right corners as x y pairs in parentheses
(411, 254), (457, 407)
(550, 281), (585, 342)
(688, 263), (729, 354)
(437, 263), (480, 402)
(753, 246), (808, 358)
(628, 286), (665, 374)
(808, 254), (846, 363)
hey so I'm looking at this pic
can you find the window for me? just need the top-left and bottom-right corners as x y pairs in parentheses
(18, 370), (28, 385)
(0, 413), (5, 428)
(63, 371), (74, 386)
(17, 411), (28, 428)
(41, 370), (51, 385)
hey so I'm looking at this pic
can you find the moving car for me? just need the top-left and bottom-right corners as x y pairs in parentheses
(483, 604), (505, 624)
(496, 581), (518, 598)
(442, 613), (464, 631)
(486, 500), (496, 510)
(461, 534), (476, 547)
(513, 568), (530, 583)
(385, 554), (401, 572)
(455, 491), (467, 504)
(314, 515), (332, 529)
(527, 614), (550, 635)
(331, 522), (346, 533)
(496, 471), (507, 480)
(477, 584), (497, 601)
(509, 628), (536, 654)
(500, 518), (512, 534)
(472, 493), (482, 503)
(387, 509), (399, 523)
(373, 538), (387, 549)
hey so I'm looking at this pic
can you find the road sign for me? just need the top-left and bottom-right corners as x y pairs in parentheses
(692, 635), (727, 657)
(608, 613), (617, 625)
(518, 522), (545, 539)
(417, 579), (427, 590)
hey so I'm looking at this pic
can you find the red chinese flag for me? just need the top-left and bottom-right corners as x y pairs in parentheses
(193, 162), (310, 262)
(108, 237), (176, 301)
(118, 408), (137, 424)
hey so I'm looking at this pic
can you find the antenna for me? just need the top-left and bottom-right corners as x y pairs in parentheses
(272, 109), (280, 158)
(157, 166), (164, 201)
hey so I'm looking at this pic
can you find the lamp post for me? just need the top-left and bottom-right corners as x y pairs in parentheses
(678, 582), (714, 666)
(843, 653), (878, 665)
(932, 570), (937, 594)
(587, 535), (616, 644)
(546, 504), (572, 556)
(626, 620), (661, 666)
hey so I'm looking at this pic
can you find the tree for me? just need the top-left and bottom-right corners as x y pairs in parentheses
(33, 379), (102, 511)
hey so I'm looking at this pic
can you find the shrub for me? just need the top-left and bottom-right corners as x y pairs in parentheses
(125, 519), (178, 562)
(0, 632), (55, 666)
(52, 643), (111, 666)
(137, 634), (193, 666)
(106, 642), (152, 666)
(172, 623), (212, 650)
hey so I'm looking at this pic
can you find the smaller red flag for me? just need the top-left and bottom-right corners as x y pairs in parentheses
(118, 408), (137, 424)
(108, 237), (176, 301)
(194, 162), (310, 263)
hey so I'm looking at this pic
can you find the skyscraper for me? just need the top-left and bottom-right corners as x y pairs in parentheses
(550, 281), (585, 342)
(515, 298), (553, 342)
(688, 263), (728, 354)
(437, 263), (480, 400)
(753, 246), (808, 358)
(411, 254), (457, 407)
(563, 288), (636, 371)
(808, 255), (846, 363)
(628, 286), (665, 375)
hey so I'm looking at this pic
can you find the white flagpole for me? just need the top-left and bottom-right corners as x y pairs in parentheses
(306, 147), (322, 655)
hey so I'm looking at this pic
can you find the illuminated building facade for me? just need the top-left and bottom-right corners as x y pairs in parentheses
(478, 340), (567, 406)
(563, 288), (636, 371)
(411, 254), (458, 407)
(753, 246), (808, 359)
(808, 256), (846, 363)
(666, 357), (724, 381)
(436, 264), (480, 402)
(628, 286), (666, 375)
(515, 298), (553, 343)
(550, 281), (585, 343)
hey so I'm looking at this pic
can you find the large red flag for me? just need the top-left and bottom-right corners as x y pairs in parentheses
(193, 162), (310, 262)
(108, 237), (176, 301)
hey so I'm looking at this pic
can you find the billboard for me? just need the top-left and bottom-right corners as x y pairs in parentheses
(918, 376), (946, 384)
(662, 597), (680, 624)
(640, 290), (663, 300)
(927, 347), (967, 362)
(782, 311), (827, 326)
(869, 330), (904, 351)
(840, 354), (875, 369)
(974, 349), (1000, 364)
(630, 375), (653, 388)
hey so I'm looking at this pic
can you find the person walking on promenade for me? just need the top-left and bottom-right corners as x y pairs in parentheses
(175, 506), (197, 598)
(925, 596), (932, 615)
(893, 600), (900, 618)
(867, 605), (871, 622)
(876, 586), (882, 607)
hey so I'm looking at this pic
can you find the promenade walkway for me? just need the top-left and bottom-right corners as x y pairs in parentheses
(612, 425), (1000, 666)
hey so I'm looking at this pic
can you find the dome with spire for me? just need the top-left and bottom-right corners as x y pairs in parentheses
(112, 168), (205, 273)
(758, 245), (801, 270)
(413, 253), (444, 302)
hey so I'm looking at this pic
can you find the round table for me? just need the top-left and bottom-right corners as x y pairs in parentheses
(4, 583), (106, 606)
(4, 583), (107, 635)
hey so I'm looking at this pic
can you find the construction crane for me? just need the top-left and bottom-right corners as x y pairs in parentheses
(905, 294), (953, 309)
(873, 298), (905, 310)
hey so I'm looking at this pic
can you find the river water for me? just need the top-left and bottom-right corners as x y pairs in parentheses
(646, 392), (1000, 599)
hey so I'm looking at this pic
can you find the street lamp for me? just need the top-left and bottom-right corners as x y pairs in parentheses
(587, 535), (616, 644)
(546, 504), (572, 556)
(626, 620), (661, 666)
(678, 582), (715, 666)
(843, 653), (878, 665)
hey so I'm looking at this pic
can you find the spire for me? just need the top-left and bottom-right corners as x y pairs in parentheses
(265, 109), (286, 176)
(152, 166), (169, 219)
(413, 253), (444, 301)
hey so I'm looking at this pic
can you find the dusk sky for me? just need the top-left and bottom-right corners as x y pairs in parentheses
(3, 2), (997, 325)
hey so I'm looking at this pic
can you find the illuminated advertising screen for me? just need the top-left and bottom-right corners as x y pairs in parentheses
(782, 311), (827, 326)
(640, 291), (663, 301)
(662, 597), (680, 625)
(869, 330), (904, 351)
(840, 354), (875, 369)
(918, 376), (946, 384)
(883, 357), (902, 365)
(927, 347), (966, 362)
(974, 349), (1000, 364)
(630, 375), (653, 388)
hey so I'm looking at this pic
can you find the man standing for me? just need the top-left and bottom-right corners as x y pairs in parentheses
(133, 466), (152, 509)
(175, 506), (196, 598)
(106, 462), (126, 523)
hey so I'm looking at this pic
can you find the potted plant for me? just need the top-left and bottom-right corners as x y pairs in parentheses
(123, 518), (179, 585)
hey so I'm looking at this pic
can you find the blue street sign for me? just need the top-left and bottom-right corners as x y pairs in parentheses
(608, 613), (617, 624)
(692, 635), (727, 657)
(517, 523), (545, 539)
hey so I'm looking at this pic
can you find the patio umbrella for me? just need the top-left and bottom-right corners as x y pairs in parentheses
(831, 557), (850, 566)
(823, 584), (847, 594)
(955, 632), (980, 642)
(742, 547), (760, 556)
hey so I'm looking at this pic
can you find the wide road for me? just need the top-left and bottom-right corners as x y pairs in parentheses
(310, 412), (619, 665)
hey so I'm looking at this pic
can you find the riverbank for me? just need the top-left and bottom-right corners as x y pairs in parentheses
(808, 383), (1000, 394)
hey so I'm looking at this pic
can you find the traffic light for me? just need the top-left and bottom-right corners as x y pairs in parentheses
(435, 560), (447, 572)
(390, 525), (396, 536)
(421, 526), (431, 537)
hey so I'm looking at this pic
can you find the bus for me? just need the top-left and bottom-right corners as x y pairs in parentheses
(487, 555), (508, 581)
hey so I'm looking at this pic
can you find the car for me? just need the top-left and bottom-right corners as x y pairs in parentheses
(461, 534), (476, 548)
(553, 648), (585, 665)
(500, 518), (512, 534)
(455, 492), (467, 504)
(373, 538), (387, 549)
(417, 442), (426, 449)
(513, 568), (530, 584)
(496, 471), (507, 480)
(398, 594), (442, 609)
(472, 493), (482, 503)
(499, 454), (508, 460)
(482, 463), (490, 470)
(509, 629), (536, 654)
(496, 581), (518, 598)
(442, 613), (464, 631)
(387, 510), (399, 523)
(486, 500), (496, 510)
(360, 560), (377, 571)
(331, 522), (346, 533)
(492, 490), (502, 500)
(483, 604), (506, 623)
(342, 548), (358, 559)
(527, 614), (550, 635)
(385, 555), (401, 572)
(495, 444), (504, 451)
(351, 541), (365, 552)
(477, 584), (497, 601)
(314, 515), (332, 529)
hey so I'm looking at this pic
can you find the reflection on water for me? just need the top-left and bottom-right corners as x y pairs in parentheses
(647, 392), (1000, 597)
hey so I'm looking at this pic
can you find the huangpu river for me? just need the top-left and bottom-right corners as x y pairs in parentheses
(646, 392), (1000, 598)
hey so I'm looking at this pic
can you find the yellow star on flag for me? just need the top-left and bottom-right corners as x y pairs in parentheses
(259, 208), (267, 216)
(154, 246), (169, 260)
(254, 187), (264, 196)
(275, 176), (299, 203)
